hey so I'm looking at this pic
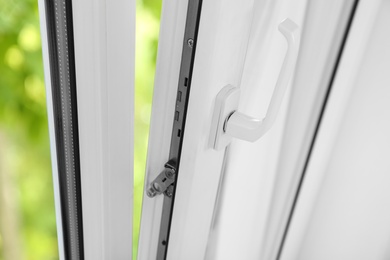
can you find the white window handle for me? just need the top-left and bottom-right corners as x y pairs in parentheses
(210, 19), (300, 150)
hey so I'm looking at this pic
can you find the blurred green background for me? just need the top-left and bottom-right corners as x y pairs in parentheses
(0, 0), (160, 259)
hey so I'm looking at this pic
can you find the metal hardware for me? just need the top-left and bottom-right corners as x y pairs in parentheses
(147, 160), (177, 198)
(165, 185), (174, 198)
(152, 0), (203, 259)
(187, 38), (194, 48)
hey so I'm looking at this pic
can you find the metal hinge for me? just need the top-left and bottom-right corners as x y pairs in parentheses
(146, 159), (177, 198)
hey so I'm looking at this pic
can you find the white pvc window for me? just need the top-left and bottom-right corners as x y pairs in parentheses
(139, 0), (358, 259)
(139, 1), (362, 259)
(41, 0), (387, 259)
(281, 0), (390, 258)
(39, 0), (135, 258)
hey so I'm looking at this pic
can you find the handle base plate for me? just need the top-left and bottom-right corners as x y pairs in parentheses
(209, 85), (240, 150)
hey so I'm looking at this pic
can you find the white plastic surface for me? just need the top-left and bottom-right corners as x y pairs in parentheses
(281, 0), (390, 258)
(209, 85), (240, 150)
(227, 19), (299, 142)
(166, 0), (256, 258)
(205, 0), (354, 259)
(137, 0), (189, 259)
(71, 0), (135, 258)
(211, 19), (300, 149)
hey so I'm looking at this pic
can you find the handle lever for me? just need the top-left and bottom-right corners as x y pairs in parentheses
(210, 19), (300, 150)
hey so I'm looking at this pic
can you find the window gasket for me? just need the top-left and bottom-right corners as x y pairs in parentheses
(44, 0), (84, 259)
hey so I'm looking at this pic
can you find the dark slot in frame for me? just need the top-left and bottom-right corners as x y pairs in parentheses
(44, 0), (84, 259)
(177, 91), (182, 102)
(184, 77), (189, 86)
(155, 0), (203, 259)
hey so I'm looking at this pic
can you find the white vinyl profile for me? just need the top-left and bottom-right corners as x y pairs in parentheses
(166, 0), (256, 258)
(137, 0), (189, 259)
(258, 1), (356, 259)
(204, 0), (307, 258)
(71, 0), (135, 259)
(281, 0), (390, 259)
(163, 0), (355, 259)
(140, 0), (356, 259)
(38, 1), (66, 259)
(139, 0), (360, 260)
(140, 0), (257, 258)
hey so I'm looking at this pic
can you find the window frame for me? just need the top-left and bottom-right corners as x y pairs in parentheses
(280, 0), (385, 258)
(139, 0), (359, 259)
(39, 0), (135, 258)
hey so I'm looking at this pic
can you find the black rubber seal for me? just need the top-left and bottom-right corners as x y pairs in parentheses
(44, 0), (84, 259)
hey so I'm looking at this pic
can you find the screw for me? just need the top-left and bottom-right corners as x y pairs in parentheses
(146, 187), (156, 198)
(165, 168), (175, 178)
(187, 38), (194, 48)
(165, 185), (174, 197)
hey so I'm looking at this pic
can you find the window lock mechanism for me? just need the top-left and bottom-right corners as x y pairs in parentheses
(146, 159), (177, 198)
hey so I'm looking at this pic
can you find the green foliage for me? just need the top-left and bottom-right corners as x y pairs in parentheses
(0, 0), (161, 259)
(0, 0), (58, 259)
(134, 0), (161, 258)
